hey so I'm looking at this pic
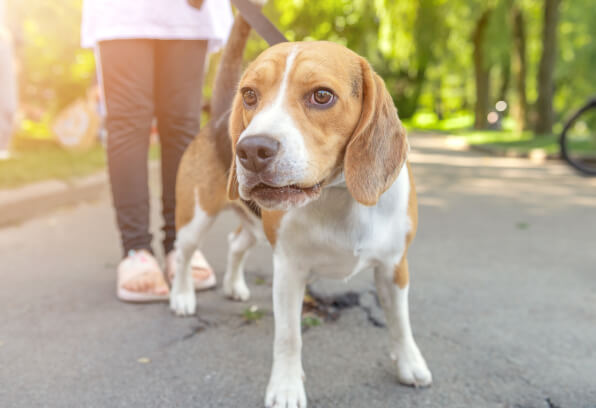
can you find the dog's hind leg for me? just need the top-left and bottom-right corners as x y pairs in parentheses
(223, 225), (256, 302)
(170, 204), (216, 316)
(374, 259), (432, 387)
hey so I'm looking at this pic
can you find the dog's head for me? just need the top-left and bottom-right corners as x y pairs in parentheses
(227, 41), (408, 210)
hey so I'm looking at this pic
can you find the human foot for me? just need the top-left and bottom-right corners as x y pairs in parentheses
(117, 249), (170, 302)
(166, 250), (216, 291)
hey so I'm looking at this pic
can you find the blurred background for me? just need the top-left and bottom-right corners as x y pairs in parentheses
(0, 0), (594, 186)
(2, 3), (596, 406)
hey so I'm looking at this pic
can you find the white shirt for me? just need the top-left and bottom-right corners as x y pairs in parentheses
(81, 0), (234, 53)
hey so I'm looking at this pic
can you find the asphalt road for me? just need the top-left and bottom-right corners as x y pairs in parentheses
(1, 134), (595, 408)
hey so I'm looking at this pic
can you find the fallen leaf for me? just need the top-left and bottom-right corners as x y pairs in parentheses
(301, 315), (322, 329)
(303, 294), (317, 307)
(243, 305), (264, 323)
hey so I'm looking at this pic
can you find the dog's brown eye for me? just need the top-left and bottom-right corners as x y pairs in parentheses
(242, 88), (258, 107)
(310, 89), (334, 106)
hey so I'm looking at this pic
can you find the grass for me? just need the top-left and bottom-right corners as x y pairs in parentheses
(301, 315), (322, 330)
(445, 128), (596, 156)
(403, 110), (564, 156)
(0, 140), (107, 189)
(242, 305), (264, 323)
(0, 137), (161, 190)
(446, 130), (560, 155)
(402, 111), (475, 131)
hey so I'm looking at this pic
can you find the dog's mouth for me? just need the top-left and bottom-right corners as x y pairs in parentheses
(249, 182), (322, 208)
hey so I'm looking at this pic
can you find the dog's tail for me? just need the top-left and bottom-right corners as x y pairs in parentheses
(210, 14), (252, 120)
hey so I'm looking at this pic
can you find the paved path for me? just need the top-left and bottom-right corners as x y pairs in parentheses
(1, 134), (595, 408)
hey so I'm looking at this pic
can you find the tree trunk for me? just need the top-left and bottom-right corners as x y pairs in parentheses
(535, 0), (561, 135)
(498, 58), (510, 104)
(473, 10), (492, 130)
(392, 62), (428, 120)
(434, 78), (444, 121)
(511, 4), (528, 132)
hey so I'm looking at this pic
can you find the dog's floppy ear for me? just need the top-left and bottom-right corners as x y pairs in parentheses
(226, 92), (244, 201)
(344, 58), (408, 206)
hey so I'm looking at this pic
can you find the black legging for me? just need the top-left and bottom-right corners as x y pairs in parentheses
(99, 39), (207, 257)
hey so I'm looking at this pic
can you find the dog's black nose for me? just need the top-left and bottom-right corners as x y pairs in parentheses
(236, 135), (280, 173)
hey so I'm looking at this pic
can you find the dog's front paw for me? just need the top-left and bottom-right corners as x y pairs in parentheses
(169, 288), (197, 316)
(265, 374), (306, 408)
(223, 277), (250, 302)
(394, 343), (432, 387)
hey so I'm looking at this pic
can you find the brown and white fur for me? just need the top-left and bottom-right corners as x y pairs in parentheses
(171, 14), (432, 408)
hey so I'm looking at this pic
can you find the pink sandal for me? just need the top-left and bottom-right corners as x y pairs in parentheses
(166, 250), (217, 291)
(117, 250), (170, 302)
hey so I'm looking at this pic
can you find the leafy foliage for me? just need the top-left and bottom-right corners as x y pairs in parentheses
(5, 0), (596, 138)
(7, 0), (94, 115)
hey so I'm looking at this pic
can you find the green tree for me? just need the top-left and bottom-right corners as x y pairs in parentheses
(535, 0), (561, 134)
(7, 0), (94, 126)
(554, 0), (596, 122)
(472, 8), (493, 129)
(6, 0), (596, 141)
(265, 0), (448, 119)
(511, 2), (528, 131)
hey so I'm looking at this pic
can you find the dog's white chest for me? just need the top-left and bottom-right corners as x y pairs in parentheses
(276, 167), (412, 279)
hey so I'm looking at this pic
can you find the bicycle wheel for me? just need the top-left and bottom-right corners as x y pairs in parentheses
(560, 99), (596, 176)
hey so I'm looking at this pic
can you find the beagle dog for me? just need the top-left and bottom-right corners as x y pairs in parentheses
(171, 26), (432, 407)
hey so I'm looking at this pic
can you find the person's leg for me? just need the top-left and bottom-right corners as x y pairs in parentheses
(99, 39), (169, 301)
(99, 39), (155, 256)
(154, 39), (208, 255)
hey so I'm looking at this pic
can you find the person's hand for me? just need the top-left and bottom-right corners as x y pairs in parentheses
(187, 0), (204, 10)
